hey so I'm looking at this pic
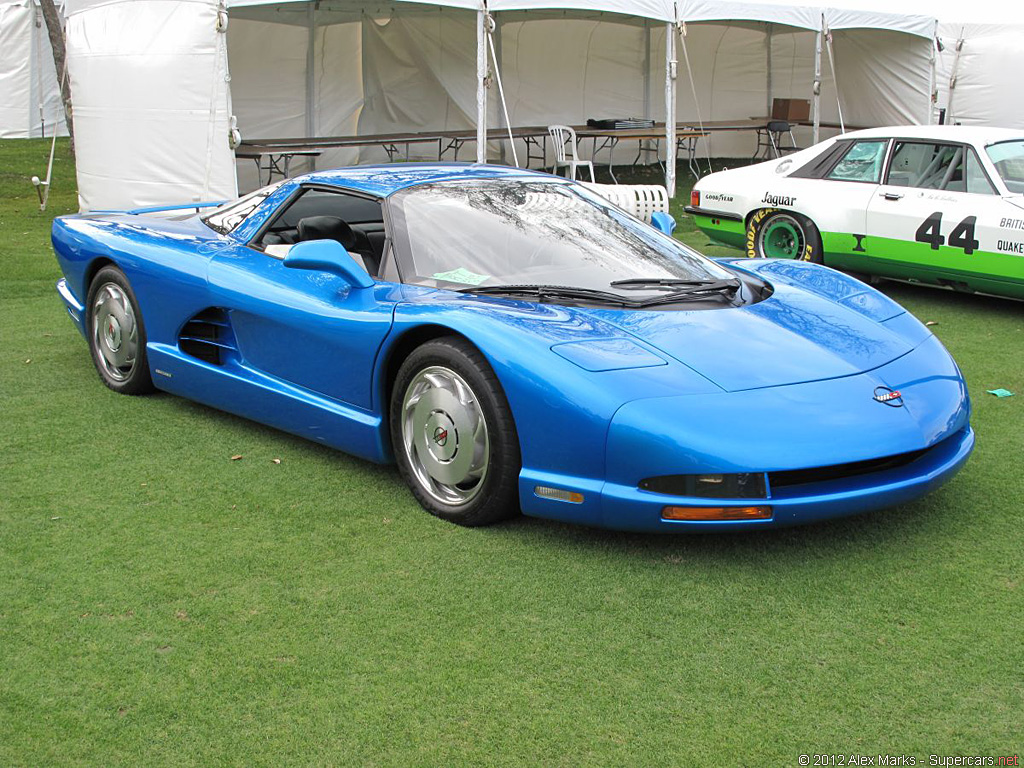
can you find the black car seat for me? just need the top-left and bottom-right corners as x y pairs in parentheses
(296, 215), (379, 275)
(297, 215), (358, 250)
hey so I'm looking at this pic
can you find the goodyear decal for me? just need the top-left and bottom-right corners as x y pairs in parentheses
(703, 192), (735, 203)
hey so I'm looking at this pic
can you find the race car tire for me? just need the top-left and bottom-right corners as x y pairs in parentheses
(746, 209), (823, 263)
(391, 336), (521, 527)
(86, 265), (156, 395)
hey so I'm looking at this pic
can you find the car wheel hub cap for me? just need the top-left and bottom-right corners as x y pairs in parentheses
(759, 216), (805, 260)
(104, 316), (123, 352)
(401, 366), (489, 507)
(91, 283), (138, 382)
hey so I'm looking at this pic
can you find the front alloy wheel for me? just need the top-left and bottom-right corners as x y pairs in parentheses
(86, 266), (154, 395)
(400, 365), (490, 507)
(391, 337), (520, 526)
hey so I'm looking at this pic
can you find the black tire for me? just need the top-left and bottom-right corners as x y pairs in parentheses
(390, 337), (520, 527)
(86, 265), (155, 395)
(746, 208), (823, 263)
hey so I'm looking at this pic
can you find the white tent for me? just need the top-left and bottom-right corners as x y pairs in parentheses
(0, 0), (68, 138)
(64, 0), (945, 211)
(853, 0), (1024, 129)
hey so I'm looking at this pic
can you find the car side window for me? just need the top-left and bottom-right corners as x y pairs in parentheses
(825, 140), (888, 183)
(886, 141), (994, 194)
(202, 182), (283, 234)
(965, 150), (997, 195)
(254, 187), (387, 277)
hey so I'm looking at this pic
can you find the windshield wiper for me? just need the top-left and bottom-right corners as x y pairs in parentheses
(458, 284), (635, 307)
(627, 279), (742, 306)
(610, 277), (731, 290)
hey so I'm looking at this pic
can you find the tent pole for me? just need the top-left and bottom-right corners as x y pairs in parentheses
(927, 20), (937, 125)
(494, 14), (506, 163)
(476, 2), (488, 165)
(947, 28), (965, 125)
(643, 20), (651, 121)
(306, 1), (316, 168)
(812, 20), (822, 145)
(665, 22), (676, 199)
(765, 23), (772, 120)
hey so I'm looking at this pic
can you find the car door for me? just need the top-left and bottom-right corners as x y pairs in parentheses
(206, 186), (399, 410)
(863, 139), (1006, 290)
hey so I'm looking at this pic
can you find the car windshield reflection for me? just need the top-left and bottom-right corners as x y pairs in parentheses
(387, 179), (735, 295)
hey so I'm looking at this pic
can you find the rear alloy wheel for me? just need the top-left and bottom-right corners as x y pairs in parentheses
(86, 266), (155, 395)
(747, 209), (822, 263)
(391, 338), (520, 526)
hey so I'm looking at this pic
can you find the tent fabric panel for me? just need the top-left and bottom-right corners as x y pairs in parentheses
(935, 22), (1024, 129)
(226, 0), (483, 15)
(677, 0), (821, 31)
(0, 0), (34, 137)
(828, 28), (931, 128)
(357, 10), (487, 162)
(228, 15), (364, 188)
(824, 5), (934, 38)
(488, 0), (674, 23)
(67, 0), (237, 209)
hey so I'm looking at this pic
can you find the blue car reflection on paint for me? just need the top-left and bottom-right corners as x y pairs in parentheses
(52, 164), (973, 532)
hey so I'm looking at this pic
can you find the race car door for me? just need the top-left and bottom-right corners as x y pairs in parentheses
(863, 139), (1006, 290)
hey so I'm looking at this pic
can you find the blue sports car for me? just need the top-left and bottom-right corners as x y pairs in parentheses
(53, 164), (974, 532)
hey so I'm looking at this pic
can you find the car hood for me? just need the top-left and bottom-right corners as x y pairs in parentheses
(581, 261), (923, 393)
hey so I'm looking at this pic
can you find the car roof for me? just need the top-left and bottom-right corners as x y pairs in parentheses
(293, 162), (554, 197)
(839, 124), (1023, 147)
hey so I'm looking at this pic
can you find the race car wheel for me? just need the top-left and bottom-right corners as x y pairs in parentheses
(391, 337), (520, 527)
(747, 209), (823, 263)
(86, 266), (155, 395)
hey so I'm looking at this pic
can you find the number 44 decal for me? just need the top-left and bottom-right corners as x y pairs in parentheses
(915, 211), (980, 255)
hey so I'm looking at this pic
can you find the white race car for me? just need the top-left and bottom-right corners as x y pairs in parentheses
(687, 125), (1024, 300)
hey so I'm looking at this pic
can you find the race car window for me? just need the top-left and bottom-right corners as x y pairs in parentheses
(986, 140), (1024, 194)
(886, 142), (996, 195)
(202, 182), (283, 235)
(788, 139), (852, 179)
(825, 140), (888, 183)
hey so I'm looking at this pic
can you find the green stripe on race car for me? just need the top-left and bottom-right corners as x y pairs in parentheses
(691, 214), (746, 249)
(822, 231), (1024, 300)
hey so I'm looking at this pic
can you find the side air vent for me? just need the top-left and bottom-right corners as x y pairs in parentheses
(178, 308), (238, 366)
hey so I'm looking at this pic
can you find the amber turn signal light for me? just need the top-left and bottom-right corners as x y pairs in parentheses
(662, 505), (773, 521)
(690, 189), (700, 207)
(535, 486), (584, 504)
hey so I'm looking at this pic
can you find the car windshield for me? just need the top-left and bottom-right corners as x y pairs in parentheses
(985, 140), (1024, 193)
(387, 179), (735, 293)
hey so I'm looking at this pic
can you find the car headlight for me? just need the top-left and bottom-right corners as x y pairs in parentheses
(638, 472), (768, 499)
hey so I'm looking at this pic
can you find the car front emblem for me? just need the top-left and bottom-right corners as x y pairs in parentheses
(873, 386), (904, 407)
(433, 427), (449, 446)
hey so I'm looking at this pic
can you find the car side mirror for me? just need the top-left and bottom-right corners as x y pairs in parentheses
(283, 239), (375, 289)
(651, 211), (676, 236)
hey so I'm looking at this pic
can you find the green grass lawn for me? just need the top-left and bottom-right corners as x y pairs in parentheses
(1, 140), (1022, 766)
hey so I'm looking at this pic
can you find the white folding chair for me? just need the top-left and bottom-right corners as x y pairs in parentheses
(548, 125), (595, 182)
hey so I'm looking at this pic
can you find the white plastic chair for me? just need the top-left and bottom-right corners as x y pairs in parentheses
(580, 183), (669, 223)
(548, 125), (595, 182)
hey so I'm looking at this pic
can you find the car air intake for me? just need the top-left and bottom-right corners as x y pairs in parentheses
(768, 445), (933, 490)
(178, 308), (238, 366)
